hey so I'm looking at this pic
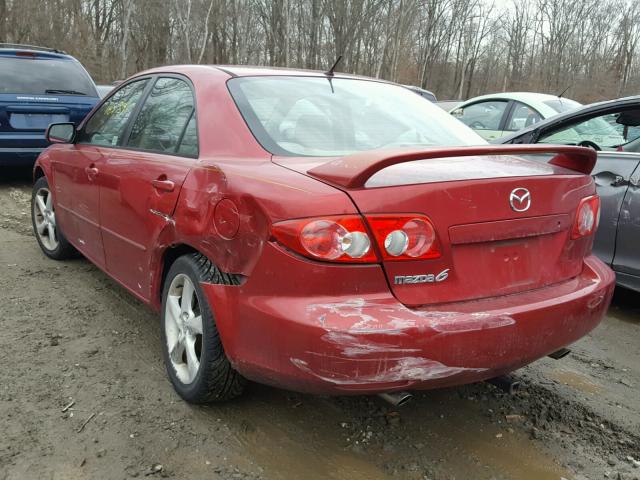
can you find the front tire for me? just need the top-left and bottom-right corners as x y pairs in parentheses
(160, 253), (246, 403)
(31, 176), (76, 260)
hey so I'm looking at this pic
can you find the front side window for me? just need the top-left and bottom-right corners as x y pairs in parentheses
(451, 100), (508, 131)
(127, 77), (196, 154)
(506, 102), (542, 131)
(228, 77), (484, 157)
(538, 111), (632, 151)
(78, 79), (149, 146)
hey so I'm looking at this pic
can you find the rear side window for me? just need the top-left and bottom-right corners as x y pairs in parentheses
(127, 77), (196, 155)
(451, 100), (508, 131)
(78, 80), (149, 146)
(0, 56), (97, 96)
(177, 115), (198, 156)
(506, 102), (542, 131)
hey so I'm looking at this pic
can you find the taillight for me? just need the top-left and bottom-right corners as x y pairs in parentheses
(367, 215), (441, 260)
(572, 195), (600, 239)
(272, 214), (441, 263)
(272, 215), (376, 263)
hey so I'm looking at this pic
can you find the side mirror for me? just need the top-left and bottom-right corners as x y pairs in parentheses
(46, 123), (76, 144)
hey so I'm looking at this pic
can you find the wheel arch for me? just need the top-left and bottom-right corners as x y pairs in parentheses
(33, 165), (46, 182)
(154, 243), (200, 309)
(152, 242), (242, 310)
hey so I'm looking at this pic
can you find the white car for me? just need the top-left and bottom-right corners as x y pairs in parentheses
(451, 92), (582, 141)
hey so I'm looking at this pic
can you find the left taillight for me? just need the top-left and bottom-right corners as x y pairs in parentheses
(272, 215), (377, 263)
(572, 195), (600, 239)
(272, 214), (441, 263)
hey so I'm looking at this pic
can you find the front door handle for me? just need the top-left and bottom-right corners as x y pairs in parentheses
(85, 164), (99, 180)
(152, 178), (175, 192)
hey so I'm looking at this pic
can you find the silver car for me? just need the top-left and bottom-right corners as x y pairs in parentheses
(500, 96), (640, 292)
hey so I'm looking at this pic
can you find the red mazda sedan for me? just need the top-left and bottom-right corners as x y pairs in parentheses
(32, 65), (615, 403)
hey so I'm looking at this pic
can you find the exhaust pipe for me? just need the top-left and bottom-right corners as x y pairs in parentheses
(487, 375), (521, 395)
(548, 348), (571, 360)
(378, 391), (413, 407)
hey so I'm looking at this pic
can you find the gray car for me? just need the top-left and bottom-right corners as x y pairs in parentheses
(499, 96), (640, 292)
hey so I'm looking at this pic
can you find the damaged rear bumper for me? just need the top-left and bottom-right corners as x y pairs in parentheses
(202, 244), (615, 395)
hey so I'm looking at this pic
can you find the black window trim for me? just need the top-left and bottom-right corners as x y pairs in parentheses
(76, 73), (199, 159)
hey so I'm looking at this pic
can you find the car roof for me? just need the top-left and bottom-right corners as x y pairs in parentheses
(498, 95), (640, 143)
(136, 64), (389, 83)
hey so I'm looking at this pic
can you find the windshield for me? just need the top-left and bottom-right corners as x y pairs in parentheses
(228, 76), (485, 156)
(543, 98), (582, 114)
(0, 57), (97, 96)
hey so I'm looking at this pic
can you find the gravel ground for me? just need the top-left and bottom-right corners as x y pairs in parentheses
(0, 168), (639, 480)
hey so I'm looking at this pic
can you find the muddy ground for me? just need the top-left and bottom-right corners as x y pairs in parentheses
(1, 167), (639, 480)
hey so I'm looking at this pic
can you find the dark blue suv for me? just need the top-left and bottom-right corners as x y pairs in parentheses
(0, 44), (100, 166)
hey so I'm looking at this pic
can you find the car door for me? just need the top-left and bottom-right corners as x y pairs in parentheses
(537, 109), (640, 265)
(51, 79), (150, 268)
(451, 100), (509, 141)
(98, 76), (198, 301)
(612, 162), (640, 289)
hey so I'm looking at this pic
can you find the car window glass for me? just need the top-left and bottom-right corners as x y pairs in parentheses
(127, 77), (195, 154)
(451, 101), (508, 131)
(538, 112), (631, 150)
(0, 57), (97, 96)
(78, 80), (149, 146)
(506, 102), (542, 131)
(177, 114), (198, 156)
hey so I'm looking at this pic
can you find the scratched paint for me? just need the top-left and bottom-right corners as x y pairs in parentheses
(306, 297), (515, 334)
(291, 356), (487, 385)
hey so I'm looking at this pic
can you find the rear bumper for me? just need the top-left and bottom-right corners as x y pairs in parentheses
(0, 147), (44, 166)
(203, 245), (615, 395)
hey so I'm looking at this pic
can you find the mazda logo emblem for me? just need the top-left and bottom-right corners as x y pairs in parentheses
(509, 188), (531, 212)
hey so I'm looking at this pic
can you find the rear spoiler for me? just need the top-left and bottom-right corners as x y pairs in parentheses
(307, 145), (596, 189)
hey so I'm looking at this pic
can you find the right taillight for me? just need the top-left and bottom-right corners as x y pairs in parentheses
(572, 195), (600, 239)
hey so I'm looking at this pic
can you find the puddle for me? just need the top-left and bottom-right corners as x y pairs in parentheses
(397, 393), (574, 480)
(199, 385), (574, 480)
(549, 369), (602, 394)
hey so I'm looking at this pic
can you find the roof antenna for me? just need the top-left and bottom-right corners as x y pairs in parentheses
(325, 55), (343, 77)
(557, 85), (571, 99)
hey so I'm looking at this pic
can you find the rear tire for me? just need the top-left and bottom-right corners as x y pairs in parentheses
(160, 253), (246, 403)
(31, 176), (76, 260)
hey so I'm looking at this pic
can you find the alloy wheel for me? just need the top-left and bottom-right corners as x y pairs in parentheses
(165, 274), (204, 384)
(33, 187), (59, 251)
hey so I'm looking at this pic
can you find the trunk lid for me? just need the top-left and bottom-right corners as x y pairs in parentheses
(274, 148), (596, 306)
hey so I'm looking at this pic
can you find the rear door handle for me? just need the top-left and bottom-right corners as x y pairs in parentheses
(85, 165), (99, 180)
(152, 178), (175, 192)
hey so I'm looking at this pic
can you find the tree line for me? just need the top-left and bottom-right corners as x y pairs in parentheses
(1, 0), (639, 102)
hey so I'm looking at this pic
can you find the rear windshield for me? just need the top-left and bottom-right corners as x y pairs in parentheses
(228, 76), (485, 156)
(0, 56), (97, 96)
(543, 98), (582, 114)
